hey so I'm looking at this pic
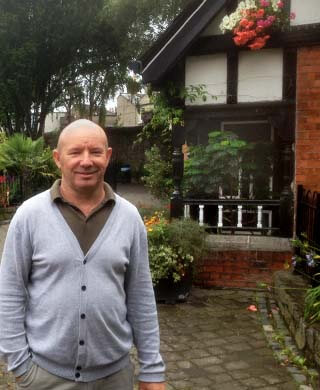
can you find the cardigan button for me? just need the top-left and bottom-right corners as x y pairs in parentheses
(79, 340), (85, 346)
(80, 313), (86, 319)
(83, 260), (87, 265)
(76, 366), (82, 371)
(75, 372), (80, 378)
(81, 286), (86, 291)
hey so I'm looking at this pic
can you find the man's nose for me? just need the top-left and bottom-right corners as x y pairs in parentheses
(80, 152), (93, 167)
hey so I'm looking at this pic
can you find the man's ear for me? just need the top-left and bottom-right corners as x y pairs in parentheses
(53, 149), (61, 169)
(106, 147), (112, 166)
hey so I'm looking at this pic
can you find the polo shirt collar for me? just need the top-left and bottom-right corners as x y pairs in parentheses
(50, 179), (116, 204)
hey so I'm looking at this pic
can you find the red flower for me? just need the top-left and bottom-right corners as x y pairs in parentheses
(248, 35), (270, 50)
(239, 18), (249, 27)
(233, 30), (257, 46)
(256, 8), (265, 18)
(246, 20), (255, 29)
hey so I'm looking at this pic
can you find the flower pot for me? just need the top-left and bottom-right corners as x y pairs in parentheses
(153, 273), (193, 304)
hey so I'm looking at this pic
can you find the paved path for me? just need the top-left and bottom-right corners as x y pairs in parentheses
(0, 186), (311, 389)
(156, 289), (300, 390)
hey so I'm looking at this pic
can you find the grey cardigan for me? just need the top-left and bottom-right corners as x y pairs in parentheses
(0, 190), (165, 383)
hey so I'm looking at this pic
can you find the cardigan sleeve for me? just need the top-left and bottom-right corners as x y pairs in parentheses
(125, 215), (165, 383)
(0, 211), (33, 376)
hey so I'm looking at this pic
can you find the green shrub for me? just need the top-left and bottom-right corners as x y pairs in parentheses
(143, 145), (173, 201)
(144, 212), (208, 286)
(184, 130), (273, 198)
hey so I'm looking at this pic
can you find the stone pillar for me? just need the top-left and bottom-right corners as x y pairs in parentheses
(170, 124), (185, 219)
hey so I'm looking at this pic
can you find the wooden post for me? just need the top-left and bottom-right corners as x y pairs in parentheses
(279, 143), (293, 236)
(170, 123), (185, 219)
(314, 192), (320, 248)
(296, 185), (304, 238)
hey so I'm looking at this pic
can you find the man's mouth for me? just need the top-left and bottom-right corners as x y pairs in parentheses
(76, 171), (98, 176)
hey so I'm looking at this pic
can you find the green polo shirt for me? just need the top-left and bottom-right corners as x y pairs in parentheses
(50, 180), (115, 255)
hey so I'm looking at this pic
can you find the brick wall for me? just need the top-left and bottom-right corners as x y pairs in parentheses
(194, 250), (292, 289)
(295, 46), (320, 192)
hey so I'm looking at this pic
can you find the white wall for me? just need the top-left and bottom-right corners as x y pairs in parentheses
(185, 54), (227, 105)
(44, 112), (66, 133)
(290, 0), (320, 26)
(238, 49), (283, 103)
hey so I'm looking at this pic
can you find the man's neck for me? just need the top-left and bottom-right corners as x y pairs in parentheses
(60, 182), (105, 216)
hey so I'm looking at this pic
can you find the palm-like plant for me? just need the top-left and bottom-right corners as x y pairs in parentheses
(0, 134), (59, 201)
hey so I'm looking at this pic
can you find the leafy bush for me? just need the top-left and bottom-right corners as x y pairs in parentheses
(184, 131), (248, 197)
(137, 83), (210, 201)
(143, 145), (173, 200)
(184, 130), (273, 198)
(304, 286), (320, 324)
(144, 212), (208, 286)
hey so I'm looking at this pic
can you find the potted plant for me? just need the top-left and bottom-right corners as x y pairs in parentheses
(220, 0), (296, 50)
(144, 212), (208, 303)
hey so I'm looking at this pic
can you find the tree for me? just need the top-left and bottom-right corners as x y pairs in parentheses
(0, 0), (108, 138)
(0, 0), (191, 137)
(57, 0), (192, 126)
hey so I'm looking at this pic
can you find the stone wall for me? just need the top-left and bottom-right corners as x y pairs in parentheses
(295, 46), (320, 192)
(195, 236), (292, 289)
(273, 271), (320, 370)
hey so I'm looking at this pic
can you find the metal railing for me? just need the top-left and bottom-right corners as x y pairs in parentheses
(296, 185), (320, 247)
(183, 198), (281, 235)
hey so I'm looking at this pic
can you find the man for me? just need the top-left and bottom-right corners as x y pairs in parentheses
(0, 119), (165, 390)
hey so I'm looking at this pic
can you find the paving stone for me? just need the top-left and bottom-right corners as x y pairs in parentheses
(190, 376), (214, 386)
(225, 360), (251, 370)
(240, 377), (268, 387)
(231, 370), (251, 380)
(176, 360), (192, 369)
(224, 342), (253, 352)
(213, 373), (234, 383)
(204, 365), (226, 374)
(213, 382), (248, 390)
(260, 374), (283, 384)
(191, 356), (222, 366)
(292, 373), (307, 384)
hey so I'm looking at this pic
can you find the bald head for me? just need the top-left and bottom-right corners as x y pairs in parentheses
(53, 118), (112, 197)
(57, 119), (108, 152)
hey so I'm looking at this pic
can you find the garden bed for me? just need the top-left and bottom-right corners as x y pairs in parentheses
(273, 270), (320, 370)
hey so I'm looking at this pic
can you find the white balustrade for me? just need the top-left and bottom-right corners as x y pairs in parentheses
(199, 205), (204, 226)
(257, 205), (263, 228)
(218, 205), (223, 227)
(184, 205), (190, 219)
(237, 205), (243, 227)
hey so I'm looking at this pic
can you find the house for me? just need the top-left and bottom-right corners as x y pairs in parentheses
(116, 93), (152, 127)
(44, 109), (117, 133)
(140, 0), (320, 287)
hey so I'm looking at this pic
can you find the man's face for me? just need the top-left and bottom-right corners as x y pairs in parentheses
(53, 127), (112, 193)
